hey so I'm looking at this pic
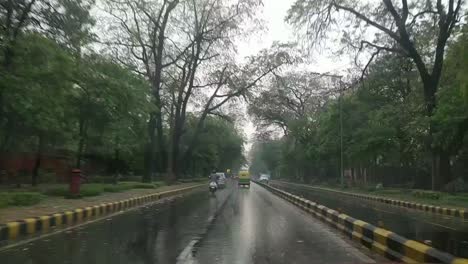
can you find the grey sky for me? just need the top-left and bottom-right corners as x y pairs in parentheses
(239, 0), (351, 154)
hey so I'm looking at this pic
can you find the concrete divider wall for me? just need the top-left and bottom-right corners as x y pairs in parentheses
(273, 181), (467, 219)
(256, 181), (468, 264)
(0, 184), (205, 245)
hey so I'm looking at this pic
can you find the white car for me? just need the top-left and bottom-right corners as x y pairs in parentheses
(259, 174), (270, 184)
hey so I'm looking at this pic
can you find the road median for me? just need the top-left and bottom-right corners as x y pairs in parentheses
(0, 183), (206, 247)
(255, 181), (468, 264)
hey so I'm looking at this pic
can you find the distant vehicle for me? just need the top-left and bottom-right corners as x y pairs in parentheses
(216, 172), (227, 188)
(209, 181), (218, 195)
(259, 174), (270, 184)
(238, 170), (250, 188)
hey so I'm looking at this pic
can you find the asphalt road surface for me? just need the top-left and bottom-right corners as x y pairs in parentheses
(190, 183), (374, 264)
(1, 181), (376, 264)
(271, 181), (468, 258)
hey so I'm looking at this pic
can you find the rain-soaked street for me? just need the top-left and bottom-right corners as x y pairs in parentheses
(271, 181), (468, 258)
(1, 181), (376, 264)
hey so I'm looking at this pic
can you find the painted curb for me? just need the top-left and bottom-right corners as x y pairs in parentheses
(0, 183), (206, 245)
(273, 181), (467, 220)
(256, 181), (468, 264)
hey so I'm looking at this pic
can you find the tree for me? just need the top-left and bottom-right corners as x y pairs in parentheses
(249, 70), (335, 135)
(249, 139), (283, 177)
(0, 0), (40, 127)
(160, 0), (266, 181)
(0, 33), (74, 185)
(287, 0), (465, 190)
(183, 116), (245, 177)
(40, 0), (96, 56)
(103, 0), (180, 182)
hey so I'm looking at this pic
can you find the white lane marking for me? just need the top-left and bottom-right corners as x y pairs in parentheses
(176, 239), (198, 264)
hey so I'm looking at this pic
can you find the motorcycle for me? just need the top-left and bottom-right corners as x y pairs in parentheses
(209, 181), (218, 195)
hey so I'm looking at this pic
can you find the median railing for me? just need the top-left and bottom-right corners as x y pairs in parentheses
(255, 181), (468, 264)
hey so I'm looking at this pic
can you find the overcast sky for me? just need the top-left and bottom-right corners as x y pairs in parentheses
(239, 0), (351, 154)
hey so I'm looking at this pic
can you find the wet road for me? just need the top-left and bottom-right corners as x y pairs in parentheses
(191, 183), (374, 264)
(1, 187), (232, 264)
(271, 181), (468, 258)
(1, 181), (376, 264)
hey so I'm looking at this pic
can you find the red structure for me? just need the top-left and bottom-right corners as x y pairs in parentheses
(70, 169), (82, 195)
(0, 152), (70, 184)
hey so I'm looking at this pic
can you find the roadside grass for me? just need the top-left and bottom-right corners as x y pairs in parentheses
(315, 185), (468, 209)
(0, 192), (45, 208)
(0, 177), (204, 208)
(178, 177), (207, 183)
(44, 182), (161, 197)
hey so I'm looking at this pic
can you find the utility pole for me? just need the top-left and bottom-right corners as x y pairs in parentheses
(339, 78), (344, 187)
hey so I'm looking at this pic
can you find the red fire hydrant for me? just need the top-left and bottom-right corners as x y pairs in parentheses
(70, 169), (82, 196)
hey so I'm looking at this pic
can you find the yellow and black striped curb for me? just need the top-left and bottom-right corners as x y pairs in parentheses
(255, 181), (468, 264)
(273, 181), (467, 220)
(0, 184), (205, 244)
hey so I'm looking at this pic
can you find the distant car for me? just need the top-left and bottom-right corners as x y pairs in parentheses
(216, 172), (227, 188)
(259, 174), (270, 184)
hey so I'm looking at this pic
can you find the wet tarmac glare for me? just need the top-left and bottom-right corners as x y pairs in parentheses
(191, 184), (374, 264)
(272, 181), (468, 258)
(1, 182), (376, 264)
(1, 188), (231, 264)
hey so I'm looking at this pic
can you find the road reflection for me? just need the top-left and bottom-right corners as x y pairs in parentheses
(273, 182), (468, 258)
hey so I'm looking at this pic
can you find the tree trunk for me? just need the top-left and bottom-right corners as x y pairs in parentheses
(166, 117), (181, 184)
(32, 133), (44, 186)
(154, 106), (166, 173)
(181, 110), (209, 172)
(432, 148), (452, 191)
(423, 79), (448, 191)
(76, 116), (86, 169)
(143, 114), (156, 183)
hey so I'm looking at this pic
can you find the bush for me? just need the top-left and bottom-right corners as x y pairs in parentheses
(46, 184), (104, 198)
(376, 189), (403, 195)
(119, 176), (142, 182)
(103, 184), (132, 192)
(44, 187), (68, 197)
(0, 193), (12, 208)
(80, 185), (103, 197)
(131, 183), (155, 189)
(412, 190), (441, 200)
(153, 181), (165, 188)
(10, 192), (44, 206)
(0, 192), (44, 207)
(88, 176), (115, 184)
(178, 178), (208, 183)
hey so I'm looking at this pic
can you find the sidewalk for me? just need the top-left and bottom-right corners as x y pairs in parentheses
(0, 182), (200, 224)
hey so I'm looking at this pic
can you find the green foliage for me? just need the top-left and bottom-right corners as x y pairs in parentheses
(411, 190), (441, 200)
(183, 116), (245, 177)
(129, 183), (155, 189)
(0, 192), (44, 207)
(88, 176), (116, 184)
(43, 182), (160, 198)
(0, 194), (10, 208)
(250, 54), (429, 183)
(44, 187), (69, 197)
(102, 184), (130, 192)
(45, 185), (104, 197)
(79, 185), (103, 197)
